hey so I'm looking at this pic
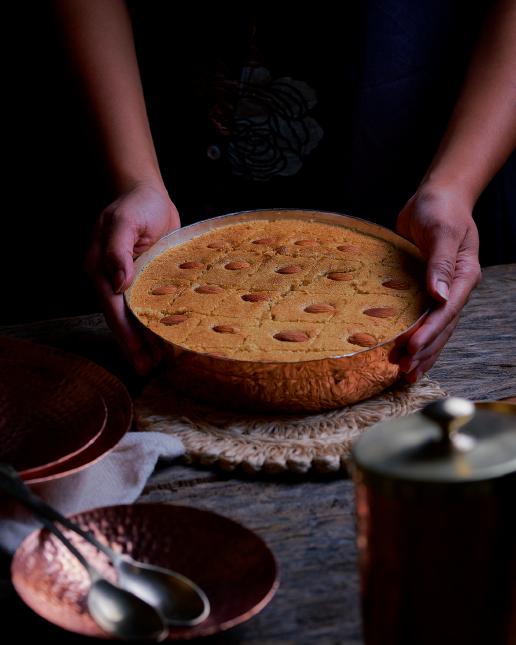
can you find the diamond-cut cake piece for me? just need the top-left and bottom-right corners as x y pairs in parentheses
(381, 249), (426, 276)
(130, 278), (189, 317)
(333, 228), (394, 252)
(311, 322), (384, 353)
(395, 292), (432, 329)
(147, 314), (205, 344)
(269, 292), (352, 323)
(212, 290), (281, 321)
(197, 252), (264, 288)
(185, 221), (264, 252)
(358, 264), (422, 299)
(185, 317), (255, 349)
(236, 219), (313, 251)
(245, 256), (315, 291)
(161, 284), (230, 315)
(330, 294), (408, 329)
(297, 259), (366, 295)
(140, 245), (223, 282)
(243, 321), (324, 351)
(270, 223), (365, 259)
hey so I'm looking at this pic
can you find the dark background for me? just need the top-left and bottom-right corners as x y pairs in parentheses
(4, 3), (108, 327)
(4, 2), (514, 328)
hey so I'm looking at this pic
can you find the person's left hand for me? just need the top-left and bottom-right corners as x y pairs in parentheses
(395, 183), (482, 382)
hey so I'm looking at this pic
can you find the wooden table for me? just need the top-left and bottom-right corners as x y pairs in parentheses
(1, 264), (515, 644)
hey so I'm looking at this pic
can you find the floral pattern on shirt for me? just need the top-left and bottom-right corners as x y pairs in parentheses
(193, 64), (323, 181)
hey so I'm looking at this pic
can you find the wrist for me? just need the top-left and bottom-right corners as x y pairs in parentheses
(419, 164), (479, 213)
(114, 168), (166, 198)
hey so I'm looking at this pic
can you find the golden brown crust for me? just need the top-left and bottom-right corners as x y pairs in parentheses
(130, 220), (431, 361)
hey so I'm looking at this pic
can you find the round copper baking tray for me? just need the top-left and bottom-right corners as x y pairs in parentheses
(125, 209), (430, 413)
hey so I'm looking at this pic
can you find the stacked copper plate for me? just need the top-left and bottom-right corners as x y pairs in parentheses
(0, 337), (132, 483)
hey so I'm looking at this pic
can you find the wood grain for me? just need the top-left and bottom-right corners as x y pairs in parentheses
(0, 264), (514, 644)
(428, 264), (516, 400)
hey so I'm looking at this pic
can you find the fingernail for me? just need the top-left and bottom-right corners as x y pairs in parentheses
(436, 280), (449, 301)
(408, 359), (420, 373)
(114, 270), (126, 294)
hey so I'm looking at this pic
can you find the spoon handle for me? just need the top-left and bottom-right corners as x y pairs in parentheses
(0, 464), (115, 560)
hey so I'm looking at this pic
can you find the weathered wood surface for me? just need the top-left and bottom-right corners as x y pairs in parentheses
(428, 263), (516, 400)
(0, 264), (514, 644)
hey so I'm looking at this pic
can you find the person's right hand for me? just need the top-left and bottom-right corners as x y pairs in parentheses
(84, 179), (180, 375)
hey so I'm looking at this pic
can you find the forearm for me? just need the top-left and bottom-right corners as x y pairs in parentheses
(424, 0), (516, 207)
(51, 0), (161, 194)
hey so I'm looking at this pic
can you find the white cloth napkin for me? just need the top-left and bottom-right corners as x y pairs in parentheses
(0, 431), (185, 554)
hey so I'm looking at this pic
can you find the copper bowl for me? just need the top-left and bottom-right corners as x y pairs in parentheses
(11, 504), (279, 640)
(125, 209), (430, 413)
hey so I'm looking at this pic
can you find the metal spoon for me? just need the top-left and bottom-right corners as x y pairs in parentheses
(32, 510), (168, 641)
(0, 464), (210, 626)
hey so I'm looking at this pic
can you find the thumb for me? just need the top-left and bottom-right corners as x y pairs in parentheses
(425, 232), (459, 302)
(102, 217), (137, 294)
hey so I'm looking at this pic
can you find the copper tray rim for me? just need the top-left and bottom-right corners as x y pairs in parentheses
(0, 357), (108, 478)
(0, 337), (133, 485)
(124, 208), (431, 365)
(11, 502), (280, 640)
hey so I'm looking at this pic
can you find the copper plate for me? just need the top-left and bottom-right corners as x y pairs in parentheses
(12, 504), (279, 640)
(125, 209), (430, 413)
(0, 337), (132, 484)
(0, 358), (107, 478)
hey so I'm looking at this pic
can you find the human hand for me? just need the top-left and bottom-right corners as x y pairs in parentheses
(395, 184), (482, 382)
(84, 180), (180, 375)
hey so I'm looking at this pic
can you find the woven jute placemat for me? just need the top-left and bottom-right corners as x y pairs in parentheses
(134, 374), (447, 474)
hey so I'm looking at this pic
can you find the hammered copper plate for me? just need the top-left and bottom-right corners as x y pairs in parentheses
(12, 504), (279, 640)
(0, 358), (107, 477)
(0, 337), (132, 484)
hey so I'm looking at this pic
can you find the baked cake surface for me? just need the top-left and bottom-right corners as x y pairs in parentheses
(130, 220), (430, 362)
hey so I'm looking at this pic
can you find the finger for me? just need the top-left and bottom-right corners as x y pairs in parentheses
(406, 242), (480, 357)
(86, 227), (155, 363)
(404, 350), (443, 383)
(101, 284), (143, 353)
(401, 311), (461, 375)
(406, 301), (457, 357)
(424, 224), (464, 302)
(88, 245), (143, 354)
(131, 346), (153, 376)
(114, 331), (153, 376)
(101, 212), (138, 293)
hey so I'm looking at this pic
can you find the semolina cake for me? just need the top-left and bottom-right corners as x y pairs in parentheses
(130, 219), (431, 362)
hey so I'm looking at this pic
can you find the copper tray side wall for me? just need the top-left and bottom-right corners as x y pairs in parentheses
(125, 210), (429, 413)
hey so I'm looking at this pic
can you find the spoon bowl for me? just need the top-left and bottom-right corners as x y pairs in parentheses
(116, 557), (210, 626)
(89, 578), (167, 641)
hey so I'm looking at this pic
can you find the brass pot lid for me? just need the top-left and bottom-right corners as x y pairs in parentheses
(352, 398), (516, 483)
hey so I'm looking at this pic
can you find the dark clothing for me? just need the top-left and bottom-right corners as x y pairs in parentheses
(128, 0), (516, 266)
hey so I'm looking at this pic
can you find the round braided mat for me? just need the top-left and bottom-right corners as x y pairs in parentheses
(135, 374), (447, 474)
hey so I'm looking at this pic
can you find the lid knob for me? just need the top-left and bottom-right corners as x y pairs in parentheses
(421, 397), (476, 445)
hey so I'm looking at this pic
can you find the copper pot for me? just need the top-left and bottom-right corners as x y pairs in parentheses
(351, 399), (516, 645)
(125, 209), (430, 413)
